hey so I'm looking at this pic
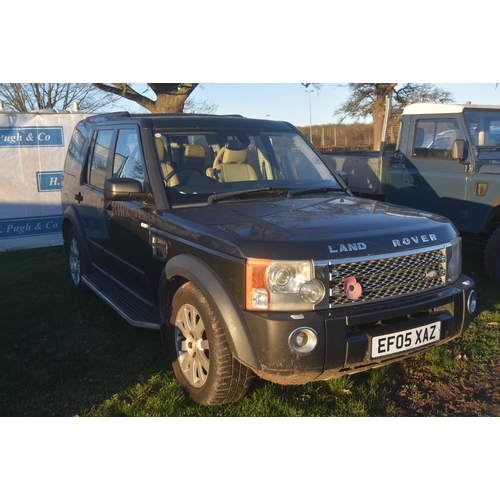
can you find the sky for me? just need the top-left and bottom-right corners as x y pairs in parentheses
(167, 83), (500, 128)
(3, 82), (499, 128)
(107, 83), (500, 129)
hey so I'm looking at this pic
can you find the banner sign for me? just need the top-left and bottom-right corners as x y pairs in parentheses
(0, 215), (62, 238)
(0, 127), (64, 147)
(36, 171), (63, 192)
(0, 111), (92, 251)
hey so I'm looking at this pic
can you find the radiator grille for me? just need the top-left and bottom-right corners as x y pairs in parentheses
(324, 247), (447, 307)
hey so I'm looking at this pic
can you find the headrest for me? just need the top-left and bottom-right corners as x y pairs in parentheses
(222, 148), (247, 164)
(184, 144), (206, 164)
(226, 140), (248, 151)
(155, 137), (168, 162)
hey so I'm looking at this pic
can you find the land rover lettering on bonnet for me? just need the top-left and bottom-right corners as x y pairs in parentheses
(392, 234), (438, 247)
(328, 242), (367, 253)
(61, 112), (476, 406)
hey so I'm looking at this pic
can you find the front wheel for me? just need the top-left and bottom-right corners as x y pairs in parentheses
(485, 228), (500, 286)
(168, 282), (254, 405)
(65, 228), (88, 293)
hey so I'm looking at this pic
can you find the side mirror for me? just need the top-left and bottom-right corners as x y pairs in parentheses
(336, 170), (349, 186)
(104, 178), (148, 201)
(452, 139), (466, 162)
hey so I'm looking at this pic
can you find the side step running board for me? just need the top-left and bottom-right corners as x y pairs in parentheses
(82, 272), (161, 330)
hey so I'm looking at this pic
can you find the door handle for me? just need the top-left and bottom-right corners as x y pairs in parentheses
(74, 192), (83, 203)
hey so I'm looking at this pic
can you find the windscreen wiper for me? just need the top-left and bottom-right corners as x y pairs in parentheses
(207, 187), (291, 204)
(286, 186), (343, 198)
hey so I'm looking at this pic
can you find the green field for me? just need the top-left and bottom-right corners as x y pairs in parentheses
(1, 239), (499, 417)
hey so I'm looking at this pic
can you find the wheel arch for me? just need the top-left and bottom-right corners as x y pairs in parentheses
(484, 226), (500, 285)
(159, 254), (261, 370)
(482, 198), (500, 235)
(62, 206), (84, 242)
(61, 206), (91, 265)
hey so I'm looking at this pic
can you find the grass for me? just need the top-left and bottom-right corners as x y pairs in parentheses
(0, 239), (499, 417)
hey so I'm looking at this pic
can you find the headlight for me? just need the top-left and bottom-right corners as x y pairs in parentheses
(246, 259), (325, 311)
(268, 261), (311, 293)
(446, 237), (462, 283)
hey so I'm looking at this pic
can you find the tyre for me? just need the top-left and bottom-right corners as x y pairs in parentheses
(168, 282), (254, 405)
(485, 228), (500, 286)
(66, 228), (88, 293)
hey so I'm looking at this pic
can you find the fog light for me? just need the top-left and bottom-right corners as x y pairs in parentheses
(467, 290), (477, 314)
(289, 327), (318, 354)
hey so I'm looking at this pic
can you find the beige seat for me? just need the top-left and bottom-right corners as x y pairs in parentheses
(183, 144), (206, 166)
(155, 138), (179, 186)
(210, 146), (258, 182)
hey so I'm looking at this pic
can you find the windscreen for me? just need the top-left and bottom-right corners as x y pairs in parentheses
(464, 109), (500, 154)
(153, 129), (340, 206)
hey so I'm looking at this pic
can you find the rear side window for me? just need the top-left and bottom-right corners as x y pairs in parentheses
(88, 129), (113, 189)
(64, 125), (86, 176)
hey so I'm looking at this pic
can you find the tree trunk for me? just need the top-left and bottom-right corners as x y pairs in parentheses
(153, 92), (187, 113)
(91, 83), (198, 114)
(372, 95), (386, 151)
(371, 84), (396, 151)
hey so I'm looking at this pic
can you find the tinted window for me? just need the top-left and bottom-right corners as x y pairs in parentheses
(88, 129), (113, 189)
(113, 129), (144, 183)
(64, 125), (86, 176)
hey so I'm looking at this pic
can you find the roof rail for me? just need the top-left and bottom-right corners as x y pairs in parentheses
(88, 111), (132, 121)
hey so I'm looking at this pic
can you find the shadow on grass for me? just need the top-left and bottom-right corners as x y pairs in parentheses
(0, 246), (171, 417)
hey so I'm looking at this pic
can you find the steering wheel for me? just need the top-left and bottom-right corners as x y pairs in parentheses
(164, 165), (208, 185)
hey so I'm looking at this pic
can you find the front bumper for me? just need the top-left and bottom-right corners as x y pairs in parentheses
(241, 275), (475, 385)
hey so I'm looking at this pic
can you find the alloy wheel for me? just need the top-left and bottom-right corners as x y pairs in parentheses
(174, 303), (210, 388)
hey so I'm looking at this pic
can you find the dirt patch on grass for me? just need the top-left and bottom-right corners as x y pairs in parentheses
(393, 361), (500, 417)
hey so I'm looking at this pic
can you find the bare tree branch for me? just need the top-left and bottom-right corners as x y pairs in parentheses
(92, 83), (199, 113)
(335, 83), (454, 150)
(0, 83), (121, 112)
(91, 83), (155, 109)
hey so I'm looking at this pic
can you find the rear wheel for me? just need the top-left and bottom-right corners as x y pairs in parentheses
(485, 228), (500, 285)
(168, 282), (253, 405)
